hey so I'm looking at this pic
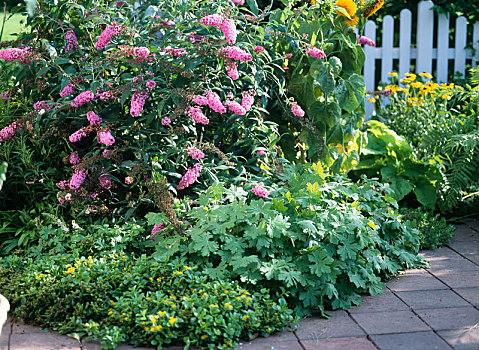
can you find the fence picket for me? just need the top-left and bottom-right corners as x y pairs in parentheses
(381, 16), (395, 84)
(437, 13), (450, 82)
(454, 17), (468, 77)
(416, 1), (434, 74)
(399, 9), (412, 81)
(473, 23), (479, 68)
(364, 20), (376, 119)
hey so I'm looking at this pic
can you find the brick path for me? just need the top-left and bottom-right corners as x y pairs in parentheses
(1, 222), (478, 350)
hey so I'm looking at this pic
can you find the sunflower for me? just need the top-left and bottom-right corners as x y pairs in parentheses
(344, 15), (359, 27)
(335, 0), (357, 18)
(362, 0), (384, 18)
(311, 0), (316, 4)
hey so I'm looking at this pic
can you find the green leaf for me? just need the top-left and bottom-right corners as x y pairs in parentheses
(334, 74), (365, 113)
(328, 57), (342, 78)
(310, 60), (335, 95)
(413, 177), (437, 209)
(381, 165), (414, 201)
(309, 101), (341, 129)
(246, 0), (259, 15)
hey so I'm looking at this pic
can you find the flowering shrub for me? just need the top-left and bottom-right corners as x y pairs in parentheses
(0, 0), (382, 231)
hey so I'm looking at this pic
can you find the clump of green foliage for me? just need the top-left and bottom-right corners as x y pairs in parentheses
(400, 208), (455, 250)
(151, 163), (424, 316)
(1, 251), (295, 350)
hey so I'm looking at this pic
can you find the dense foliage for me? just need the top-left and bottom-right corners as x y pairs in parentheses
(1, 251), (294, 349)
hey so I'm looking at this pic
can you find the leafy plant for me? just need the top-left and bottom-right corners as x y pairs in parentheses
(156, 163), (424, 316)
(0, 161), (6, 190)
(399, 207), (455, 249)
(352, 120), (443, 209)
(1, 252), (295, 350)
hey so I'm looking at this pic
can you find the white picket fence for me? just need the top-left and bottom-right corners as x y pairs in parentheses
(363, 0), (479, 117)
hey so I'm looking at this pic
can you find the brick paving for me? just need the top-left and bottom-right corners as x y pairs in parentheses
(1, 222), (479, 350)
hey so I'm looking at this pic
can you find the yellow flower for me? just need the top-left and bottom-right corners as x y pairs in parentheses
(242, 315), (250, 320)
(311, 0), (316, 4)
(344, 15), (359, 27)
(410, 81), (423, 89)
(362, 0), (384, 18)
(173, 271), (183, 276)
(225, 302), (233, 309)
(336, 0), (357, 18)
(201, 335), (208, 340)
(419, 72), (433, 79)
(368, 97), (376, 103)
(168, 316), (178, 325)
(158, 311), (167, 317)
(388, 72), (398, 77)
(155, 325), (162, 331)
(183, 266), (191, 270)
(66, 267), (75, 274)
(210, 304), (218, 308)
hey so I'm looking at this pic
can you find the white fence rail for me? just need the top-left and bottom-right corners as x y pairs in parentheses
(364, 0), (479, 117)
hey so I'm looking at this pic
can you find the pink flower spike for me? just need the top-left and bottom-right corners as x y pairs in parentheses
(291, 102), (305, 117)
(97, 130), (115, 146)
(241, 91), (255, 111)
(226, 100), (246, 115)
(99, 174), (112, 189)
(60, 82), (75, 98)
(69, 128), (87, 143)
(186, 106), (209, 125)
(87, 111), (102, 125)
(69, 168), (87, 189)
(207, 92), (227, 114)
(254, 45), (265, 53)
(65, 30), (78, 53)
(69, 151), (80, 165)
(226, 61), (239, 80)
(232, 0), (245, 5)
(220, 18), (237, 45)
(192, 95), (209, 106)
(71, 90), (95, 107)
(186, 146), (205, 160)
(151, 222), (167, 239)
(177, 163), (203, 190)
(357, 35), (376, 47)
(256, 150), (265, 156)
(252, 182), (269, 198)
(161, 117), (171, 126)
(95, 24), (121, 50)
(200, 14), (223, 27)
(130, 91), (149, 117)
(306, 47), (326, 59)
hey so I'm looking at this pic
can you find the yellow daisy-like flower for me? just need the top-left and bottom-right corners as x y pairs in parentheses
(168, 316), (178, 325)
(362, 0), (384, 18)
(410, 81), (423, 89)
(419, 72), (433, 79)
(388, 72), (398, 77)
(66, 267), (75, 274)
(336, 0), (357, 18)
(368, 97), (376, 103)
(344, 15), (359, 27)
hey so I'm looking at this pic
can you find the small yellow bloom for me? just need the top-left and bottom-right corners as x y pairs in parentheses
(242, 315), (250, 320)
(368, 97), (376, 103)
(225, 302), (233, 309)
(173, 271), (183, 276)
(419, 72), (433, 79)
(168, 316), (178, 325)
(66, 267), (75, 274)
(388, 72), (398, 77)
(155, 325), (162, 331)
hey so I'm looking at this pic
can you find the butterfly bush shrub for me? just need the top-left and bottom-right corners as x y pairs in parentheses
(0, 0), (373, 223)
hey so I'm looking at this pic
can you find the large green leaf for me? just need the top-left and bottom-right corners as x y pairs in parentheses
(309, 101), (341, 129)
(381, 165), (414, 201)
(334, 74), (365, 113)
(414, 177), (437, 209)
(310, 61), (335, 95)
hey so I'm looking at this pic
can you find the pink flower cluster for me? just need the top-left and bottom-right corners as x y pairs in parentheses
(306, 47), (326, 59)
(97, 130), (115, 146)
(95, 24), (122, 50)
(71, 90), (95, 107)
(291, 102), (305, 117)
(69, 151), (80, 165)
(151, 222), (167, 239)
(219, 46), (253, 62)
(87, 111), (102, 125)
(0, 121), (21, 142)
(161, 117), (171, 126)
(177, 163), (203, 190)
(69, 128), (87, 143)
(254, 45), (265, 53)
(33, 100), (54, 111)
(232, 0), (245, 5)
(252, 182), (269, 198)
(60, 82), (75, 98)
(241, 91), (255, 111)
(226, 100), (246, 115)
(130, 91), (148, 117)
(200, 14), (237, 45)
(357, 35), (376, 47)
(146, 80), (156, 88)
(226, 61), (239, 80)
(192, 95), (208, 106)
(207, 92), (227, 114)
(200, 14), (223, 27)
(65, 30), (78, 53)
(186, 106), (209, 124)
(69, 168), (87, 189)
(0, 47), (34, 64)
(186, 146), (205, 160)
(156, 17), (175, 26)
(99, 174), (112, 189)
(161, 48), (186, 57)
